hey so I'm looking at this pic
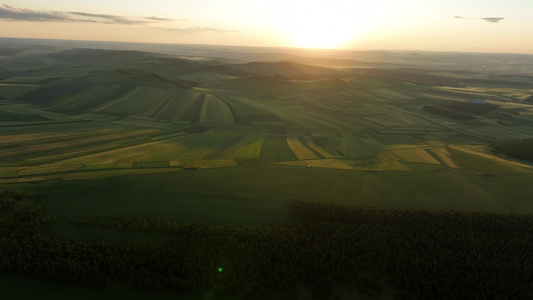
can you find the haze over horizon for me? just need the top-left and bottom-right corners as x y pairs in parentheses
(2, 1), (533, 53)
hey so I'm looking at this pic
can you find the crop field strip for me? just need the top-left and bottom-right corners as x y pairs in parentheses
(0, 128), (159, 164)
(54, 130), (240, 165)
(190, 94), (206, 123)
(0, 104), (67, 120)
(53, 85), (125, 109)
(258, 135), (298, 163)
(237, 135), (267, 160)
(286, 135), (319, 160)
(149, 89), (196, 120)
(202, 134), (247, 159)
(93, 86), (158, 113)
(1, 125), (253, 177)
(199, 94), (235, 124)
(391, 149), (441, 164)
(128, 88), (178, 116)
(303, 136), (334, 158)
(0, 127), (155, 149)
(325, 137), (380, 158)
(295, 136), (326, 158)
(430, 148), (459, 168)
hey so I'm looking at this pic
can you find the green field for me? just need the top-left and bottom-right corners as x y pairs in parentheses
(27, 165), (533, 221)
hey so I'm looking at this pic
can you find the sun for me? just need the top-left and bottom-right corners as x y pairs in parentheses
(285, 20), (357, 49)
(273, 1), (379, 49)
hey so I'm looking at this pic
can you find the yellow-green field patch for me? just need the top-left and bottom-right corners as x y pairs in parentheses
(0, 129), (156, 159)
(221, 135), (260, 159)
(306, 159), (353, 169)
(199, 159), (238, 169)
(18, 164), (83, 176)
(362, 151), (410, 171)
(238, 135), (266, 159)
(0, 176), (47, 184)
(60, 168), (179, 181)
(169, 160), (181, 167)
(286, 135), (319, 160)
(304, 136), (334, 158)
(0, 131), (86, 145)
(273, 159), (353, 170)
(431, 148), (459, 168)
(391, 149), (441, 164)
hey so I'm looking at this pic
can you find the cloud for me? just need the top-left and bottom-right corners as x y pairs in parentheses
(145, 16), (182, 22)
(0, 4), (173, 25)
(454, 15), (505, 23)
(0, 4), (70, 22)
(69, 11), (148, 25)
(481, 17), (505, 23)
(158, 26), (237, 34)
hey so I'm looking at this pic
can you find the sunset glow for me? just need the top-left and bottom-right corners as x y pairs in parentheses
(271, 1), (380, 49)
(1, 1), (532, 52)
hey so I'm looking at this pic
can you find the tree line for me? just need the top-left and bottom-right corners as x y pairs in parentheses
(490, 138), (533, 160)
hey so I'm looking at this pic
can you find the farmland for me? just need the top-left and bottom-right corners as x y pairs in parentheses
(2, 39), (533, 299)
(2, 41), (533, 224)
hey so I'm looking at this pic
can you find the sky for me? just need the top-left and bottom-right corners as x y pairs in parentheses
(1, 0), (533, 53)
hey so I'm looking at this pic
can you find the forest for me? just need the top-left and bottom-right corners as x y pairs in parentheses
(490, 138), (533, 160)
(1, 191), (532, 299)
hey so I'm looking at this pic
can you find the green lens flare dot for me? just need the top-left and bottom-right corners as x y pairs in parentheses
(218, 267), (223, 272)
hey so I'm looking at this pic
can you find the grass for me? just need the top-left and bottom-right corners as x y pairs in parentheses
(7, 164), (531, 232)
(448, 145), (533, 174)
